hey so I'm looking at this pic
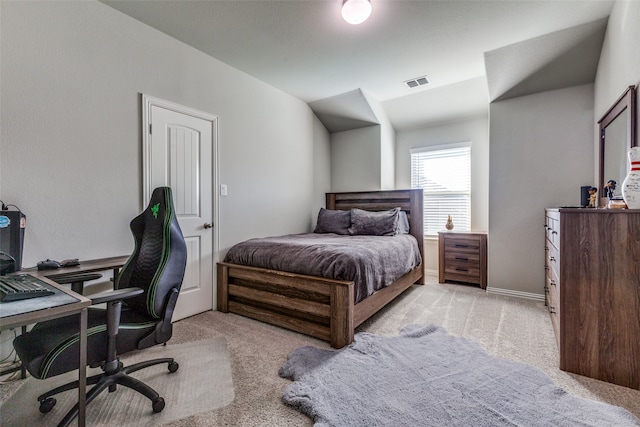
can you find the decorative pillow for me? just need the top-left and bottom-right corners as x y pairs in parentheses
(348, 208), (401, 236)
(397, 211), (410, 234)
(314, 208), (351, 235)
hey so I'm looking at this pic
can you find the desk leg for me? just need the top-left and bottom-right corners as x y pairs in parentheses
(20, 326), (27, 378)
(78, 308), (87, 427)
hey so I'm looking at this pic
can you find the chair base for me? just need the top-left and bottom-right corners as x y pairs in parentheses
(38, 357), (179, 427)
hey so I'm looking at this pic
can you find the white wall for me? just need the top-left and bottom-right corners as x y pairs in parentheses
(0, 1), (330, 267)
(329, 91), (397, 193)
(330, 125), (382, 192)
(312, 118), (333, 224)
(395, 115), (489, 271)
(363, 92), (396, 190)
(594, 0), (640, 169)
(488, 84), (594, 296)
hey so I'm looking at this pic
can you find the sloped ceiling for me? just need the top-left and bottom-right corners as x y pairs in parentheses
(485, 18), (608, 102)
(101, 1), (614, 131)
(308, 89), (379, 133)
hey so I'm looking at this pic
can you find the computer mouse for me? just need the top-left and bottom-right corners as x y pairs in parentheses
(37, 259), (61, 270)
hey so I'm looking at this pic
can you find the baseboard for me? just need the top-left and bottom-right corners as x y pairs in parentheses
(486, 286), (545, 302)
(424, 268), (438, 276)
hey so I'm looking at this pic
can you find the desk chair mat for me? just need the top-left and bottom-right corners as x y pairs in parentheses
(2, 338), (234, 426)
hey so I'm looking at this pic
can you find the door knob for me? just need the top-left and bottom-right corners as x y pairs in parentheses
(204, 222), (213, 229)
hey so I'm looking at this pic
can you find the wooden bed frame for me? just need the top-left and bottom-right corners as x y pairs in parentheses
(217, 189), (424, 348)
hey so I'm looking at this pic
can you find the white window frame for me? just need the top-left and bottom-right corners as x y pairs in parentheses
(410, 142), (471, 237)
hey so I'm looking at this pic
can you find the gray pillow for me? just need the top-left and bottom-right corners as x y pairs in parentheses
(348, 207), (401, 236)
(397, 211), (410, 234)
(314, 208), (351, 235)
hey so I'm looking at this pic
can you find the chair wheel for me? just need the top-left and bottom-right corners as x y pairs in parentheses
(168, 361), (179, 373)
(39, 397), (57, 413)
(152, 397), (165, 413)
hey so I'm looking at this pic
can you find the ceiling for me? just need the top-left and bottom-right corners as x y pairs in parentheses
(101, 0), (614, 131)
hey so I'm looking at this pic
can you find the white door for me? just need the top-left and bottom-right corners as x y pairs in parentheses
(142, 95), (218, 321)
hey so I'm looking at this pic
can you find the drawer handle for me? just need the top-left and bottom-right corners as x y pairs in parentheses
(455, 257), (469, 261)
(454, 244), (469, 248)
(455, 268), (469, 272)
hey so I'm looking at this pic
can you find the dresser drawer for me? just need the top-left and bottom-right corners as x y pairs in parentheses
(546, 211), (560, 250)
(546, 273), (560, 347)
(546, 240), (560, 279)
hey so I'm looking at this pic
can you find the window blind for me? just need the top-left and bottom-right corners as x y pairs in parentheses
(410, 143), (471, 236)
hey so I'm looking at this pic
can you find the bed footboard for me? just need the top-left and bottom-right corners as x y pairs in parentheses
(217, 261), (423, 348)
(217, 262), (355, 348)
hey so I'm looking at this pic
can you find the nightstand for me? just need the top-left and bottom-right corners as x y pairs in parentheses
(438, 231), (487, 289)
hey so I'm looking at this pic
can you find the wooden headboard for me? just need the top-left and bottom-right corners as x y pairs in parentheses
(325, 189), (424, 267)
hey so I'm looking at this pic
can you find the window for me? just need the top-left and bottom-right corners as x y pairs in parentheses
(410, 143), (471, 236)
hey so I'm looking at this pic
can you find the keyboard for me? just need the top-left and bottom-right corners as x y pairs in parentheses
(0, 274), (55, 302)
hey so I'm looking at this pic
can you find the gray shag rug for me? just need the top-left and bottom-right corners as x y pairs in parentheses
(1, 337), (234, 427)
(279, 324), (640, 427)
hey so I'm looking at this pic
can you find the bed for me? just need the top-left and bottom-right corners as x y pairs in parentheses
(217, 190), (424, 348)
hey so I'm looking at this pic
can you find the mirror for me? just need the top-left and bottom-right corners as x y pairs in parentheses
(599, 85), (637, 203)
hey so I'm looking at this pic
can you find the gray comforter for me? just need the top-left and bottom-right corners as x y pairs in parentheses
(223, 233), (422, 303)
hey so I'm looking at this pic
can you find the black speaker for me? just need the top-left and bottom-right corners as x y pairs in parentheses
(0, 209), (26, 271)
(580, 186), (591, 208)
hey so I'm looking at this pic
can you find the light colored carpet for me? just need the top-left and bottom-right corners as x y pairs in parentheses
(280, 324), (640, 426)
(1, 338), (234, 427)
(2, 273), (639, 426)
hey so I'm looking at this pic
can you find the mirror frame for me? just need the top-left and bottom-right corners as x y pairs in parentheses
(598, 85), (637, 202)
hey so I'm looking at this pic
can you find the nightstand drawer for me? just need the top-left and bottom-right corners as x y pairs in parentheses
(444, 237), (483, 254)
(444, 263), (480, 279)
(444, 252), (480, 264)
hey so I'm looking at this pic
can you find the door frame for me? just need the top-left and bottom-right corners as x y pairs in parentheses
(141, 93), (220, 309)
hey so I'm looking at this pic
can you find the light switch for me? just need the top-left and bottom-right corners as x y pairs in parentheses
(220, 184), (228, 196)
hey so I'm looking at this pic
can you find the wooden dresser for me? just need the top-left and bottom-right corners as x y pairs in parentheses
(438, 232), (487, 290)
(545, 208), (640, 389)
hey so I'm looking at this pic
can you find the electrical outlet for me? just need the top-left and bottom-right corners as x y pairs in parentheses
(220, 184), (228, 196)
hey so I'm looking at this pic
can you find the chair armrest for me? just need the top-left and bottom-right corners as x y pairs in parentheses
(90, 287), (143, 305)
(92, 286), (144, 373)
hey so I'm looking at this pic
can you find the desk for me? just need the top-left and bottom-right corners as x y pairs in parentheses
(0, 277), (90, 427)
(0, 256), (128, 427)
(29, 255), (130, 287)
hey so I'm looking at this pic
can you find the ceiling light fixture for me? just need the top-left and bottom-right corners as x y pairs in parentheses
(341, 0), (372, 25)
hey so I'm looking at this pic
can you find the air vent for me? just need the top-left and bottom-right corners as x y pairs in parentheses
(404, 75), (429, 89)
